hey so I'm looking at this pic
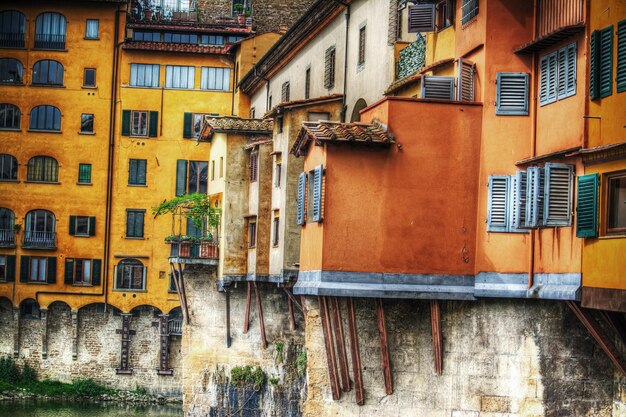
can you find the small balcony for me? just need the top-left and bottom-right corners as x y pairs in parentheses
(168, 318), (183, 335)
(0, 33), (25, 48)
(129, 0), (198, 23)
(34, 34), (66, 50)
(0, 229), (15, 248)
(22, 231), (56, 250)
(168, 238), (219, 265)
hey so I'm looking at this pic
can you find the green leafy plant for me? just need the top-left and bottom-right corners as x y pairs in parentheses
(71, 379), (113, 397)
(295, 351), (307, 377)
(268, 377), (279, 386)
(0, 357), (21, 384)
(21, 363), (37, 383)
(230, 365), (266, 390)
(132, 384), (148, 395)
(152, 193), (220, 230)
(275, 340), (284, 362)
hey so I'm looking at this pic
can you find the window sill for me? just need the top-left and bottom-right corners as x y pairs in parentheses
(79, 131), (96, 135)
(72, 234), (92, 238)
(30, 84), (65, 88)
(129, 135), (149, 139)
(0, 82), (24, 86)
(82, 86), (97, 89)
(28, 129), (62, 134)
(0, 46), (26, 50)
(128, 184), (148, 187)
(84, 37), (99, 41)
(125, 236), (146, 240)
(32, 48), (68, 52)
(0, 128), (21, 132)
(77, 182), (92, 186)
(125, 85), (161, 89)
(113, 288), (147, 293)
(26, 281), (49, 285)
(24, 180), (61, 185)
(0, 179), (19, 183)
(72, 283), (94, 287)
(436, 25), (454, 34)
(598, 234), (626, 240)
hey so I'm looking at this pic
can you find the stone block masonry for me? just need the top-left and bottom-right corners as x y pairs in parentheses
(0, 298), (182, 397)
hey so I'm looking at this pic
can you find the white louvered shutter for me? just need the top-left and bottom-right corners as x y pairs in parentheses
(565, 43), (577, 97)
(421, 75), (455, 100)
(513, 170), (528, 230)
(487, 175), (509, 232)
(457, 58), (475, 101)
(408, 4), (436, 33)
(297, 172), (306, 226)
(543, 163), (574, 226)
(496, 73), (529, 115)
(525, 167), (545, 228)
(312, 165), (323, 222)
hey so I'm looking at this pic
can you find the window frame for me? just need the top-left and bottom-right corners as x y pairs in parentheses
(83, 68), (96, 88)
(128, 159), (147, 186)
(130, 110), (148, 137)
(32, 60), (64, 86)
(249, 149), (258, 183)
(247, 217), (257, 248)
(73, 216), (91, 237)
(71, 258), (92, 285)
(0, 58), (24, 84)
(357, 24), (366, 68)
(26, 156), (58, 183)
(78, 163), (91, 184)
(200, 66), (231, 91)
(0, 255), (6, 282)
(85, 19), (99, 40)
(324, 46), (336, 90)
(0, 103), (20, 130)
(34, 12), (66, 50)
(605, 171), (626, 235)
(461, 0), (479, 25)
(0, 154), (18, 181)
(114, 258), (146, 291)
(130, 63), (160, 88)
(80, 113), (94, 134)
(495, 72), (530, 116)
(29, 105), (61, 132)
(0, 11), (26, 48)
(272, 211), (280, 247)
(28, 256), (48, 282)
(125, 209), (145, 239)
(165, 65), (196, 89)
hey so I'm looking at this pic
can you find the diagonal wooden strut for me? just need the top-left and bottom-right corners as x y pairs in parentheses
(330, 297), (350, 392)
(253, 282), (267, 349)
(376, 298), (393, 395)
(347, 297), (364, 405)
(176, 263), (190, 325)
(319, 296), (340, 400)
(169, 263), (190, 325)
(225, 288), (231, 348)
(244, 282), (251, 333)
(566, 301), (626, 377)
(430, 300), (443, 376)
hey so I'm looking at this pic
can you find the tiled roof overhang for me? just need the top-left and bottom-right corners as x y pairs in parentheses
(127, 22), (253, 35)
(515, 23), (585, 54)
(264, 94), (344, 118)
(200, 116), (273, 140)
(123, 41), (232, 54)
(515, 146), (581, 166)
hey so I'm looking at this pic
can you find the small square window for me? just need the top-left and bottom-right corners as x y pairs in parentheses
(128, 159), (147, 185)
(29, 257), (47, 282)
(607, 173), (626, 235)
(76, 217), (89, 236)
(85, 19), (99, 39)
(83, 68), (96, 87)
(78, 164), (92, 184)
(247, 217), (257, 248)
(81, 114), (94, 133)
(131, 111), (148, 137)
(126, 210), (145, 238)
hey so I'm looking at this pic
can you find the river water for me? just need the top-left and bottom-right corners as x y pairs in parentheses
(0, 402), (183, 417)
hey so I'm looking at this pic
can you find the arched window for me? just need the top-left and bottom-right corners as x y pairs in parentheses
(0, 11), (26, 48)
(35, 12), (66, 50)
(32, 60), (63, 85)
(0, 154), (18, 180)
(0, 208), (14, 231)
(0, 58), (23, 84)
(27, 156), (58, 182)
(115, 259), (146, 290)
(29, 105), (61, 131)
(0, 104), (19, 129)
(350, 98), (368, 122)
(24, 209), (56, 249)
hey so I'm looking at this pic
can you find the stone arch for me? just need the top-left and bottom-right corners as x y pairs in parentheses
(350, 98), (368, 122)
(19, 298), (40, 319)
(130, 304), (163, 316)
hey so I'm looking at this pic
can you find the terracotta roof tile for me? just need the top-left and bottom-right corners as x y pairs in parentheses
(123, 41), (231, 54)
(201, 116), (273, 140)
(291, 120), (394, 157)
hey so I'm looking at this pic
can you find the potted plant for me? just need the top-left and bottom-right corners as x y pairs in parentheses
(164, 235), (179, 244)
(234, 4), (250, 25)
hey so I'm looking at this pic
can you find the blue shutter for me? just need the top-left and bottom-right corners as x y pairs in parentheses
(408, 4), (436, 33)
(539, 53), (557, 105)
(557, 48), (568, 100)
(312, 165), (323, 222)
(297, 172), (306, 226)
(564, 43), (577, 98)
(576, 174), (599, 238)
(543, 163), (574, 227)
(590, 30), (599, 99)
(487, 175), (509, 232)
(617, 20), (626, 93)
(421, 76), (455, 100)
(512, 170), (528, 230)
(496, 73), (529, 115)
(599, 26), (613, 98)
(525, 167), (545, 228)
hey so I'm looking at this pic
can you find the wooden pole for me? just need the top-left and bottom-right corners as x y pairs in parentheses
(243, 282), (251, 333)
(347, 297), (364, 405)
(376, 298), (393, 395)
(253, 282), (267, 349)
(430, 300), (443, 376)
(319, 296), (340, 400)
(225, 289), (231, 348)
(330, 297), (350, 392)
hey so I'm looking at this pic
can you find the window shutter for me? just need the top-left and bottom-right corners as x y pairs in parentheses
(324, 47), (335, 89)
(599, 26), (613, 98)
(576, 174), (599, 238)
(149, 111), (159, 137)
(64, 258), (74, 285)
(142, 266), (147, 290)
(457, 58), (475, 101)
(139, 160), (147, 185)
(421, 75), (455, 100)
(525, 167), (545, 228)
(297, 172), (306, 226)
(590, 30), (600, 99)
(113, 265), (118, 289)
(543, 163), (574, 226)
(136, 212), (145, 238)
(20, 256), (29, 282)
(539, 55), (550, 105)
(565, 43), (577, 97)
(69, 215), (76, 236)
(617, 20), (626, 93)
(121, 110), (131, 136)
(47, 256), (57, 284)
(92, 259), (102, 286)
(176, 160), (188, 196)
(512, 170), (528, 230)
(88, 216), (96, 236)
(487, 175), (509, 232)
(5, 255), (15, 282)
(312, 165), (323, 222)
(496, 73), (529, 115)
(556, 48), (567, 99)
(183, 112), (193, 138)
(408, 4), (436, 33)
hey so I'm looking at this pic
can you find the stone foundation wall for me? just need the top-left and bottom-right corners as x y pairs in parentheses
(0, 298), (182, 397)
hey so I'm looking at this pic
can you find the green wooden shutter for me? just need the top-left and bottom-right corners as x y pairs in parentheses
(590, 30), (600, 99)
(69, 215), (76, 236)
(487, 175), (509, 232)
(136, 212), (145, 238)
(91, 259), (102, 286)
(576, 174), (599, 238)
(297, 172), (306, 225)
(88, 216), (96, 236)
(183, 112), (193, 138)
(599, 25), (614, 98)
(5, 255), (15, 282)
(543, 163), (574, 226)
(617, 20), (626, 93)
(20, 256), (29, 282)
(312, 165), (323, 222)
(121, 110), (131, 136)
(138, 160), (147, 185)
(47, 256), (57, 284)
(176, 160), (188, 196)
(149, 111), (159, 137)
(64, 258), (74, 285)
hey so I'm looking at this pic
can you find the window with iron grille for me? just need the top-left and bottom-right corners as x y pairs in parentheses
(32, 60), (64, 85)
(0, 11), (26, 48)
(130, 64), (160, 87)
(0, 58), (23, 84)
(27, 156), (58, 182)
(281, 81), (290, 103)
(305, 67), (311, 100)
(78, 164), (91, 184)
(126, 210), (145, 238)
(358, 25), (366, 67)
(0, 154), (18, 180)
(128, 159), (147, 186)
(81, 114), (94, 134)
(324, 46), (336, 89)
(30, 105), (61, 131)
(461, 0), (478, 25)
(250, 149), (258, 182)
(83, 68), (96, 87)
(0, 104), (20, 129)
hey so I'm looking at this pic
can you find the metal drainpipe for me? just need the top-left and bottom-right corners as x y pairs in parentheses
(528, 0), (538, 290)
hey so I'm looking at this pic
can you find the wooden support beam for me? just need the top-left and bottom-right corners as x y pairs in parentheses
(244, 282), (251, 334)
(41, 308), (48, 359)
(300, 296), (308, 315)
(347, 298), (364, 405)
(115, 313), (136, 374)
(376, 298), (393, 395)
(156, 314), (174, 375)
(253, 282), (267, 349)
(330, 297), (350, 392)
(288, 293), (297, 331)
(169, 263), (186, 323)
(430, 300), (443, 376)
(283, 287), (304, 314)
(566, 301), (626, 377)
(319, 296), (340, 400)
(225, 289), (232, 348)
(176, 263), (191, 325)
(600, 310), (626, 347)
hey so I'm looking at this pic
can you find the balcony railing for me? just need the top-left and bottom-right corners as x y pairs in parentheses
(130, 0), (198, 23)
(168, 319), (182, 335)
(169, 240), (219, 259)
(0, 229), (15, 247)
(23, 231), (56, 249)
(0, 33), (25, 48)
(34, 34), (66, 50)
